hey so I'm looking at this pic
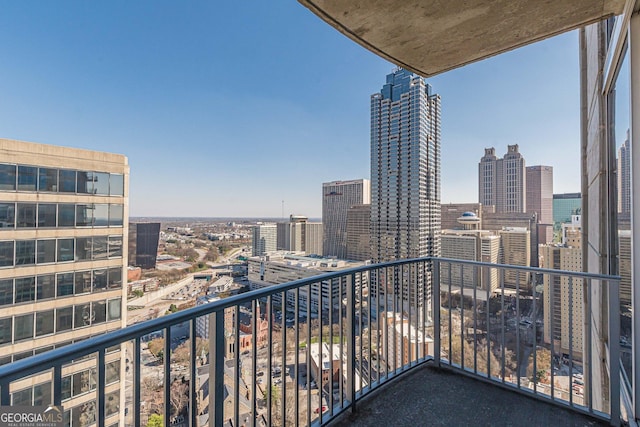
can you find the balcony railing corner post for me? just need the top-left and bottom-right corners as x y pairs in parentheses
(209, 309), (225, 427)
(347, 272), (357, 413)
(433, 258), (441, 367)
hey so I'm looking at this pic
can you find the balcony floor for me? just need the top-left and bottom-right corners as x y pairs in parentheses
(331, 363), (607, 426)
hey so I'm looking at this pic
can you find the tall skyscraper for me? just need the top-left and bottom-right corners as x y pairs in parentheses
(498, 227), (531, 289)
(526, 165), (554, 245)
(128, 222), (161, 269)
(479, 145), (526, 213)
(276, 215), (323, 255)
(370, 68), (441, 310)
(322, 179), (370, 259)
(251, 224), (277, 256)
(0, 138), (128, 425)
(618, 130), (630, 214)
(553, 193), (581, 231)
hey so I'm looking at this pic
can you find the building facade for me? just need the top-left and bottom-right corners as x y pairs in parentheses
(498, 227), (531, 289)
(552, 193), (581, 234)
(277, 215), (323, 255)
(526, 165), (554, 245)
(346, 204), (371, 261)
(251, 224), (277, 256)
(0, 138), (128, 425)
(128, 222), (160, 269)
(618, 130), (631, 214)
(479, 145), (526, 213)
(322, 179), (370, 259)
(370, 68), (441, 310)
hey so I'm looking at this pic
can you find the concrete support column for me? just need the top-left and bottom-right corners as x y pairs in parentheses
(630, 9), (640, 421)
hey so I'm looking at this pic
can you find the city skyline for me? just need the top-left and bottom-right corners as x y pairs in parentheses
(0, 2), (583, 217)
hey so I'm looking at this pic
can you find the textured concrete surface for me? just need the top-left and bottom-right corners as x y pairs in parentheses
(298, 0), (625, 77)
(330, 364), (607, 427)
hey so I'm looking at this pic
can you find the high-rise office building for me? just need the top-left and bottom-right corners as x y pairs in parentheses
(277, 215), (323, 255)
(346, 204), (371, 261)
(0, 138), (128, 425)
(526, 165), (554, 245)
(251, 224), (277, 256)
(618, 130), (631, 215)
(370, 68), (441, 310)
(128, 222), (160, 269)
(553, 193), (581, 232)
(441, 229), (500, 292)
(540, 218), (583, 357)
(440, 203), (494, 230)
(322, 179), (370, 259)
(498, 227), (531, 289)
(479, 145), (526, 213)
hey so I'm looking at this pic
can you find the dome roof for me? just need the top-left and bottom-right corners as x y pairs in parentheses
(461, 211), (477, 217)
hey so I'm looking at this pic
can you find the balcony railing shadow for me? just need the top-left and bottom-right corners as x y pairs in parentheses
(0, 257), (622, 426)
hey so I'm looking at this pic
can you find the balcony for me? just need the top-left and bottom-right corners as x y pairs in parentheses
(0, 258), (622, 426)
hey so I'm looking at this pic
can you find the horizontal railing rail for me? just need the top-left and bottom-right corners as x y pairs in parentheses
(0, 257), (622, 427)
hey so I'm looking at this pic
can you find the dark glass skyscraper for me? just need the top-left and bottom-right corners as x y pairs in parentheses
(370, 68), (441, 310)
(129, 222), (161, 269)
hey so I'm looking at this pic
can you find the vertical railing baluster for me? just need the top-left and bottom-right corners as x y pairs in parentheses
(97, 349), (105, 427)
(134, 337), (141, 427)
(329, 280), (334, 416)
(367, 271), (372, 389)
(339, 276), (345, 406)
(532, 272), (538, 395)
(486, 267), (491, 379)
(251, 301), (257, 427)
(209, 310), (225, 427)
(473, 265), (478, 374)
(448, 262), (453, 367)
(393, 266), (397, 375)
(53, 363), (62, 407)
(294, 288), (300, 427)
(306, 284), (312, 427)
(550, 274), (556, 401)
(568, 276), (574, 407)
(347, 273), (356, 413)
(414, 262), (419, 365)
(433, 259), (441, 367)
(190, 319), (197, 427)
(266, 296), (273, 427)
(0, 379), (9, 406)
(587, 277), (593, 414)
(358, 273), (363, 394)
(376, 268), (381, 384)
(281, 292), (286, 426)
(500, 266), (506, 383)
(609, 277), (621, 424)
(457, 262), (461, 369)
(400, 264), (404, 371)
(516, 270), (521, 389)
(318, 281), (323, 423)
(235, 305), (241, 427)
(422, 261), (427, 362)
(164, 327), (171, 427)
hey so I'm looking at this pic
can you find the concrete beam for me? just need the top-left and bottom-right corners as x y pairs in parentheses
(299, 0), (625, 77)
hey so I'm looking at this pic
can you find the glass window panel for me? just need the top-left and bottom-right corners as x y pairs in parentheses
(57, 238), (74, 262)
(108, 235), (122, 258)
(12, 388), (32, 406)
(93, 236), (107, 260)
(61, 376), (71, 401)
(0, 279), (12, 306)
(0, 317), (11, 344)
(0, 203), (15, 228)
(0, 241), (13, 267)
(14, 313), (34, 341)
(75, 237), (92, 261)
(37, 203), (57, 227)
(36, 274), (55, 300)
(74, 303), (92, 328)
(36, 239), (56, 264)
(92, 301), (106, 324)
(109, 205), (123, 227)
(0, 164), (16, 191)
(15, 240), (35, 265)
(36, 310), (54, 336)
(76, 171), (93, 194)
(74, 271), (92, 295)
(107, 299), (121, 321)
(56, 307), (73, 332)
(93, 172), (110, 195)
(38, 168), (58, 192)
(15, 277), (35, 303)
(58, 204), (75, 227)
(16, 203), (36, 228)
(108, 268), (122, 290)
(93, 204), (109, 227)
(109, 174), (124, 196)
(59, 169), (76, 193)
(72, 371), (91, 396)
(93, 269), (108, 292)
(105, 389), (120, 416)
(33, 381), (52, 406)
(0, 355), (11, 366)
(76, 204), (93, 227)
(106, 360), (120, 385)
(56, 273), (74, 297)
(17, 166), (37, 191)
(72, 400), (96, 426)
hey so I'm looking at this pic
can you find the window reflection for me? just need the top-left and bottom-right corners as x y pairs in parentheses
(0, 164), (16, 191)
(59, 169), (76, 193)
(17, 166), (37, 191)
(0, 203), (15, 228)
(93, 172), (110, 195)
(38, 168), (58, 192)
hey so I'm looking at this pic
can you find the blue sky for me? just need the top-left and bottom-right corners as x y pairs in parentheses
(0, 1), (584, 217)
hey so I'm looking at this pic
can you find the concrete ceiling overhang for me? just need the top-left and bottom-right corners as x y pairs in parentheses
(298, 0), (626, 77)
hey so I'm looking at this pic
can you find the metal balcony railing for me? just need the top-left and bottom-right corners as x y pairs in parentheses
(0, 258), (621, 426)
